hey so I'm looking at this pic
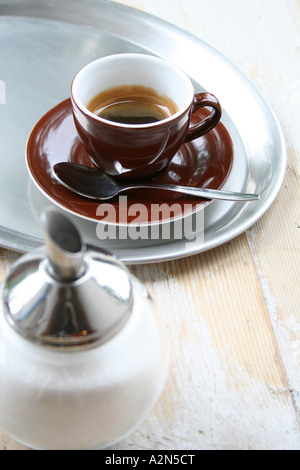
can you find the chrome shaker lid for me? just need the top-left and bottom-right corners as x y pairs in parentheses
(2, 208), (133, 349)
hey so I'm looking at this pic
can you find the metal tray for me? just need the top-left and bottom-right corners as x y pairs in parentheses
(0, 0), (286, 263)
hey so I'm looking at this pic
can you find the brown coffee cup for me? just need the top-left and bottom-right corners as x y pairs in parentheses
(71, 53), (222, 181)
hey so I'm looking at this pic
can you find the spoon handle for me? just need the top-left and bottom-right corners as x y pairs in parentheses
(124, 183), (260, 201)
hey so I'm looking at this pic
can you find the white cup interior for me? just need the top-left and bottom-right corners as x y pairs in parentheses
(71, 53), (193, 122)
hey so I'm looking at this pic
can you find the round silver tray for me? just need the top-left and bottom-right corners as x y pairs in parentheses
(0, 0), (286, 264)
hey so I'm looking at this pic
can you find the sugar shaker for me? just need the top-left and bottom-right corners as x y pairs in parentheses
(0, 208), (169, 450)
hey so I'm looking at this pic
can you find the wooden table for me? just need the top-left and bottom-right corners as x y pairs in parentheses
(1, 0), (299, 450)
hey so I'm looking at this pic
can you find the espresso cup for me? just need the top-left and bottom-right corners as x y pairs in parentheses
(71, 53), (222, 181)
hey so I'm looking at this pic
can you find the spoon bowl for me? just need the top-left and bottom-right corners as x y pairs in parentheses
(53, 163), (260, 202)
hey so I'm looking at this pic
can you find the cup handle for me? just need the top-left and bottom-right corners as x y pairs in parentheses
(184, 92), (222, 143)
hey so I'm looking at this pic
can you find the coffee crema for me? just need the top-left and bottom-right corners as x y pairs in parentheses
(87, 85), (179, 125)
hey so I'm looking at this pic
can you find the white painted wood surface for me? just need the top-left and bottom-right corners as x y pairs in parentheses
(0, 0), (299, 450)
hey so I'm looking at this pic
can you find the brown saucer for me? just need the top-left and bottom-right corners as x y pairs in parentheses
(26, 99), (234, 225)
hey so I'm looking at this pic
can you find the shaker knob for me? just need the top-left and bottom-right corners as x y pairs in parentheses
(42, 208), (86, 281)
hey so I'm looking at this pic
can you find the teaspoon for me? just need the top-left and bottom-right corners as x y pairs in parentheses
(53, 163), (260, 202)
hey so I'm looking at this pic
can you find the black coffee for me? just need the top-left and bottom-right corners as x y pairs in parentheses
(87, 85), (178, 125)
